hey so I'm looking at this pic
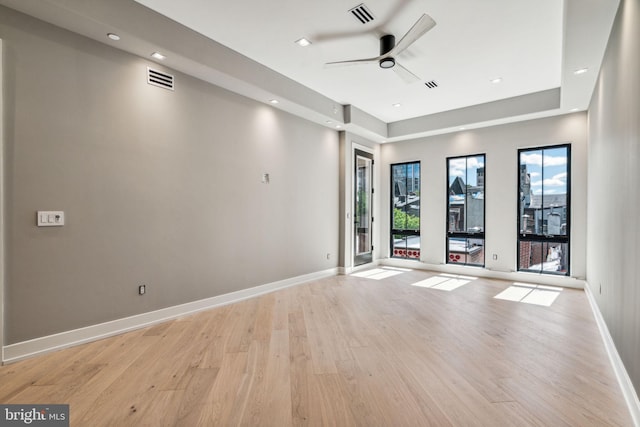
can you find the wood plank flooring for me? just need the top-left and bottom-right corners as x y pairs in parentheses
(0, 268), (633, 426)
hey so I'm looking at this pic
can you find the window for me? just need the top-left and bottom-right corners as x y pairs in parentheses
(447, 155), (485, 266)
(391, 162), (420, 259)
(518, 144), (570, 275)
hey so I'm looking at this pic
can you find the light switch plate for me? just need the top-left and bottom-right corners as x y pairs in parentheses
(37, 211), (65, 227)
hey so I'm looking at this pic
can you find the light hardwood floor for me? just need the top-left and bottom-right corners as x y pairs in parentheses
(0, 268), (633, 426)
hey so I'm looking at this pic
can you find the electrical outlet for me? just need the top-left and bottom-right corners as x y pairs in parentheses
(326, 253), (331, 260)
(492, 254), (498, 260)
(139, 285), (146, 295)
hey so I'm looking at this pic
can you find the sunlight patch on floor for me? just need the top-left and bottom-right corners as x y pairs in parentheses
(351, 267), (411, 280)
(494, 282), (562, 306)
(410, 273), (477, 291)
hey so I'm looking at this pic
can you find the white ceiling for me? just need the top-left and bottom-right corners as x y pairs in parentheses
(0, 0), (621, 142)
(135, 0), (563, 123)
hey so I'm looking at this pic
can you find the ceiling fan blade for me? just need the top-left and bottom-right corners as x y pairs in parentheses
(325, 56), (381, 67)
(388, 13), (436, 58)
(393, 62), (421, 84)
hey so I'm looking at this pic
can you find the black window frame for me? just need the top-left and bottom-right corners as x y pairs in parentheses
(390, 161), (421, 259)
(517, 144), (571, 276)
(446, 154), (486, 267)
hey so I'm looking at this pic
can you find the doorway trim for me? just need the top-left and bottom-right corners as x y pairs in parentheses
(352, 143), (375, 268)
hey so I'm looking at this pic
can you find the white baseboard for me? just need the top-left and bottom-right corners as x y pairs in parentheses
(2, 268), (339, 364)
(584, 282), (640, 426)
(379, 258), (585, 289)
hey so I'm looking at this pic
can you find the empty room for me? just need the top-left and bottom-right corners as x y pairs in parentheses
(0, 0), (638, 425)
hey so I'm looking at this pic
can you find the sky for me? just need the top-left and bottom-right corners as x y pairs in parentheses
(445, 149), (568, 195)
(520, 147), (568, 195)
(449, 156), (485, 187)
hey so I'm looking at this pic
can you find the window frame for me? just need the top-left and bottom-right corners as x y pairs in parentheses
(446, 153), (486, 267)
(517, 143), (571, 276)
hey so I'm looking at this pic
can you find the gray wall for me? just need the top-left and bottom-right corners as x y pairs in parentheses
(1, 7), (339, 344)
(380, 113), (588, 277)
(587, 0), (640, 395)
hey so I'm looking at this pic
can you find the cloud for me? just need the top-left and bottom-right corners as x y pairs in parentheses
(449, 159), (466, 177)
(543, 172), (567, 187)
(521, 153), (567, 166)
(467, 157), (485, 169)
(552, 172), (567, 180)
(449, 157), (485, 179)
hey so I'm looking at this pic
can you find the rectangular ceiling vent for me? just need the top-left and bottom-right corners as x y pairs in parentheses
(349, 4), (375, 24)
(425, 80), (439, 89)
(147, 67), (174, 91)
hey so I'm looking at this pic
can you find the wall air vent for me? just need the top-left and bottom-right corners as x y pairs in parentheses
(349, 4), (375, 24)
(425, 80), (438, 89)
(147, 67), (174, 91)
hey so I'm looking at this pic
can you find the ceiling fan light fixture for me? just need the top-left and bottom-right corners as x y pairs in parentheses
(324, 14), (435, 83)
(379, 57), (395, 69)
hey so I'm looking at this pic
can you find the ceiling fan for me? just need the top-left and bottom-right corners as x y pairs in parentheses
(325, 13), (436, 83)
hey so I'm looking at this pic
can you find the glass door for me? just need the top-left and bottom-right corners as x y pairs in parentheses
(354, 149), (373, 266)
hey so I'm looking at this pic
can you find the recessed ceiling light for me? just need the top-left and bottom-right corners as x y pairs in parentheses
(151, 52), (166, 60)
(392, 103), (402, 108)
(107, 33), (120, 41)
(325, 120), (333, 124)
(295, 38), (312, 47)
(335, 125), (342, 129)
(574, 68), (588, 75)
(269, 99), (279, 104)
(459, 127), (466, 130)
(570, 108), (580, 112)
(490, 77), (503, 84)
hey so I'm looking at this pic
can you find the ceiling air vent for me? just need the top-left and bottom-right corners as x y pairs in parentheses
(425, 80), (438, 89)
(147, 67), (174, 91)
(349, 4), (374, 24)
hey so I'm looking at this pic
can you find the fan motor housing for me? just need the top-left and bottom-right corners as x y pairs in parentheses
(379, 34), (396, 68)
(380, 34), (396, 55)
